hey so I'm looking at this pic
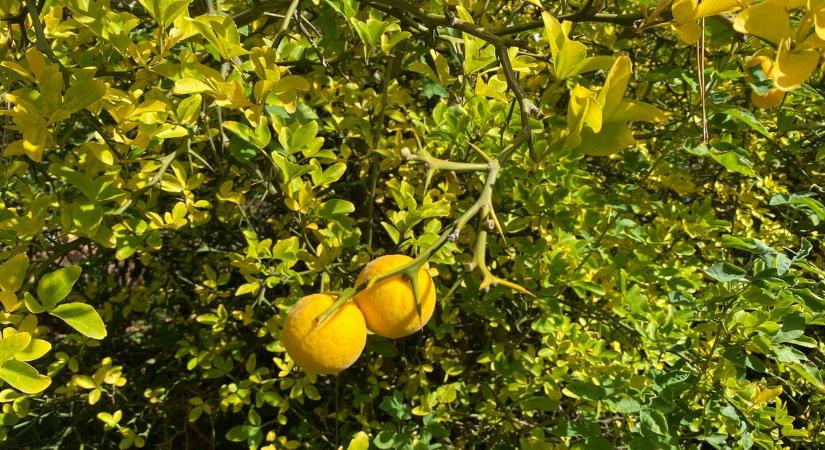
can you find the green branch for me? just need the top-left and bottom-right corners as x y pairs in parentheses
(316, 133), (531, 325)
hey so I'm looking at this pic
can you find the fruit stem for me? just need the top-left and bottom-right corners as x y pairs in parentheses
(404, 267), (424, 328)
(314, 287), (357, 327)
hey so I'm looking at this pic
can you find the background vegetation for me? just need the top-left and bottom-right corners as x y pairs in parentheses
(0, 0), (824, 448)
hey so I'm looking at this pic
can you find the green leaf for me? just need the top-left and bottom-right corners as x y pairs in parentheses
(289, 121), (322, 154)
(564, 380), (605, 401)
(271, 153), (311, 182)
(0, 360), (51, 394)
(225, 425), (248, 442)
(272, 236), (299, 261)
(176, 94), (202, 124)
(62, 79), (107, 114)
(37, 265), (82, 310)
(614, 398), (642, 413)
(790, 363), (825, 390)
(49, 302), (107, 339)
(374, 427), (397, 449)
(23, 292), (46, 314)
(379, 391), (411, 420)
(0, 253), (29, 292)
(521, 396), (557, 411)
(773, 345), (806, 364)
(741, 432), (754, 450)
(311, 162), (347, 186)
(225, 424), (262, 447)
(350, 17), (386, 47)
(318, 199), (355, 218)
(253, 116), (271, 149)
(380, 222), (400, 244)
(224, 121), (255, 146)
(139, 0), (188, 27)
(705, 262), (747, 282)
(710, 151), (755, 176)
(723, 108), (772, 138)
(640, 408), (669, 436)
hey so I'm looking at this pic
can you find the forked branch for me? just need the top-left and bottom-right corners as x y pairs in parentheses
(316, 132), (532, 325)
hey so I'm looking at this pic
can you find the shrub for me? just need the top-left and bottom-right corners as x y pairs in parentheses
(1, 0), (824, 448)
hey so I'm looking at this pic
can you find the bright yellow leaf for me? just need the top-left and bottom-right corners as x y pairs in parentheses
(695, 0), (748, 18)
(599, 55), (632, 119)
(672, 0), (701, 44)
(566, 85), (603, 148)
(773, 38), (820, 90)
(733, 2), (792, 44)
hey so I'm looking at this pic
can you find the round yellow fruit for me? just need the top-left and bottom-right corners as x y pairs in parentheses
(750, 88), (785, 109)
(281, 293), (367, 374)
(354, 254), (436, 339)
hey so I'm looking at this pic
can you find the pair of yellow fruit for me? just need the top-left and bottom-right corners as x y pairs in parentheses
(281, 255), (436, 374)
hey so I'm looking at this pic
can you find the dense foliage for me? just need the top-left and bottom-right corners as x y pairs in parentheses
(1, 0), (825, 448)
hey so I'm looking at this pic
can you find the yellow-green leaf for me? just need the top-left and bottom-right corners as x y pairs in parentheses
(15, 339), (51, 362)
(578, 122), (636, 156)
(0, 253), (29, 292)
(62, 79), (107, 114)
(172, 78), (213, 95)
(0, 360), (51, 394)
(566, 85), (603, 148)
(599, 56), (632, 119)
(751, 385), (783, 405)
(611, 100), (667, 123)
(347, 431), (370, 450)
(73, 375), (97, 389)
(49, 302), (107, 339)
(0, 291), (20, 312)
(0, 332), (31, 364)
(37, 265), (82, 310)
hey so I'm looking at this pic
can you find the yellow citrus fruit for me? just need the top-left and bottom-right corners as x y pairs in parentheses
(281, 294), (366, 374)
(354, 255), (436, 339)
(750, 88), (785, 109)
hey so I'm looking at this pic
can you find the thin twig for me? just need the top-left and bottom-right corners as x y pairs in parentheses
(365, 53), (399, 250)
(698, 16), (709, 142)
(271, 0), (301, 49)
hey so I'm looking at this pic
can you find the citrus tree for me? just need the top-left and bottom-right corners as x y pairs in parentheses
(1, 0), (825, 448)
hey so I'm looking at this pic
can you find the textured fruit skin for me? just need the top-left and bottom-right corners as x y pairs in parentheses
(354, 255), (436, 339)
(751, 88), (785, 109)
(281, 294), (367, 374)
